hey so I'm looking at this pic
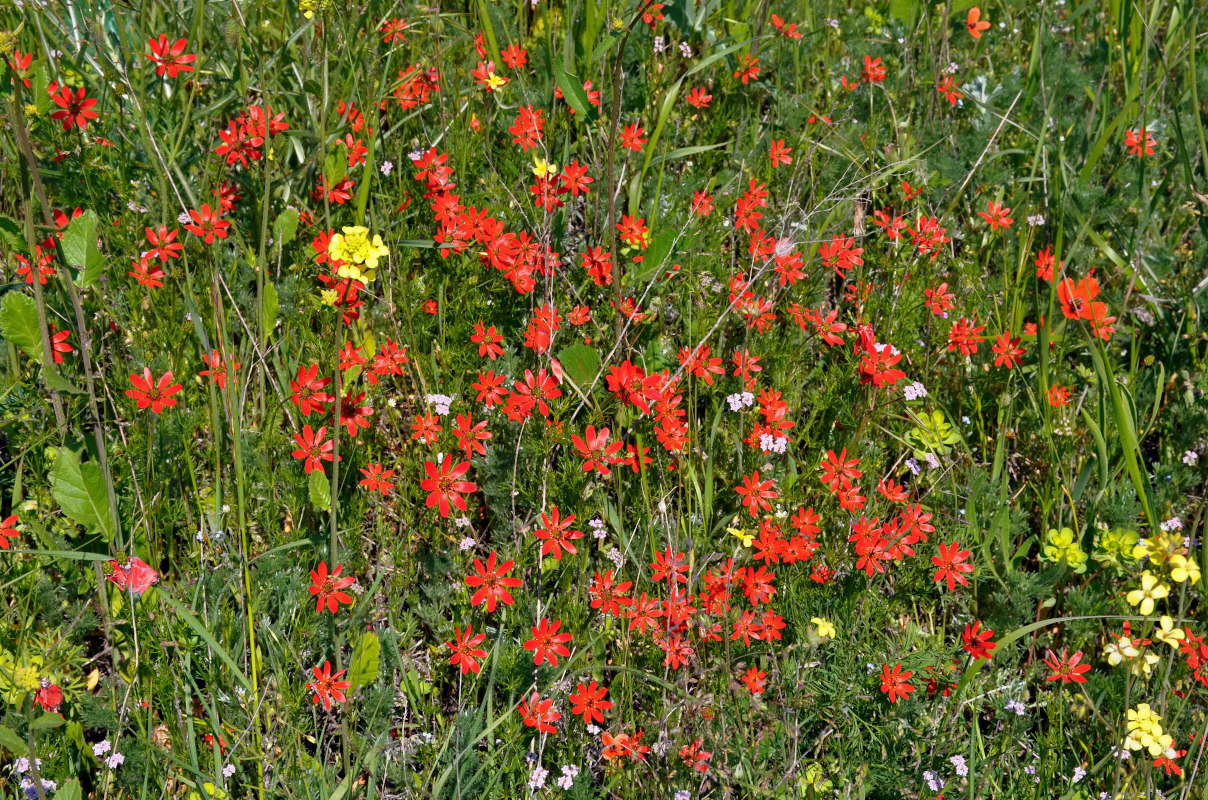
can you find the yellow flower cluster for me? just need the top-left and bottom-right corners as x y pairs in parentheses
(1124, 704), (1174, 757)
(1103, 629), (1159, 677)
(1042, 527), (1087, 573)
(811, 617), (836, 640)
(328, 226), (389, 285)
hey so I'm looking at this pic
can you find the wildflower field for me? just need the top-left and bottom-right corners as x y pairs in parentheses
(2, 0), (1208, 797)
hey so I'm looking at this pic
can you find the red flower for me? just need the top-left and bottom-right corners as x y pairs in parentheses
(49, 86), (99, 130)
(145, 226), (184, 260)
(183, 204), (230, 243)
(420, 456), (476, 517)
(292, 425), (335, 475)
(106, 556), (159, 594)
(518, 693), (561, 733)
(819, 448), (861, 491)
(534, 505), (583, 561)
(569, 680), (612, 725)
(447, 624), (488, 675)
(126, 368), (182, 413)
(686, 87), (712, 109)
(358, 463), (394, 495)
(308, 562), (355, 613)
(768, 138), (793, 167)
(0, 515), (18, 549)
(589, 570), (633, 616)
(146, 35), (196, 77)
(290, 364), (334, 416)
(571, 425), (623, 476)
(742, 666), (768, 694)
(471, 322), (504, 359)
(1047, 384), (1071, 407)
(606, 360), (662, 414)
(932, 541), (974, 590)
(961, 622), (997, 660)
(880, 663), (914, 702)
(735, 471), (777, 517)
(977, 201), (1013, 230)
(307, 661), (351, 709)
(862, 55), (887, 83)
(524, 618), (573, 666)
(47, 324), (73, 365)
(1043, 648), (1092, 683)
(1124, 127), (1156, 157)
(619, 123), (647, 151)
(966, 7), (991, 38)
(464, 551), (522, 612)
(992, 332), (1026, 369)
(199, 350), (239, 389)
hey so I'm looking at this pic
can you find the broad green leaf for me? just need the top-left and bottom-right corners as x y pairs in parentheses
(58, 779), (81, 800)
(0, 724), (25, 754)
(49, 447), (115, 538)
(262, 281), (279, 341)
(0, 214), (22, 250)
(0, 291), (43, 362)
(43, 363), (84, 394)
(309, 468), (331, 510)
(272, 207), (299, 248)
(553, 61), (593, 120)
(323, 152), (346, 187)
(557, 344), (599, 388)
(62, 210), (105, 288)
(30, 713), (63, 730)
(348, 631), (380, 691)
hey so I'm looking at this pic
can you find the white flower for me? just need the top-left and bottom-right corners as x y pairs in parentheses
(1183, 450), (1199, 466)
(458, 537), (476, 551)
(679, 41), (691, 58)
(222, 764), (237, 778)
(177, 211), (192, 224)
(1160, 517), (1183, 532)
(903, 381), (928, 400)
(674, 792), (692, 800)
(527, 766), (548, 789)
(455, 517), (472, 529)
(380, 161), (394, 176)
(106, 752), (125, 769)
(92, 740), (112, 757)
(1072, 766), (1086, 783)
(653, 36), (665, 54)
(586, 724), (601, 735)
(949, 754), (968, 776)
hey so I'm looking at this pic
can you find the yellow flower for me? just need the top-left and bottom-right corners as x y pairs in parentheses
(1125, 570), (1169, 616)
(328, 226), (389, 284)
(727, 527), (753, 548)
(811, 617), (836, 639)
(1154, 616), (1186, 649)
(1169, 554), (1200, 584)
(484, 71), (508, 92)
(1124, 704), (1169, 756)
(531, 156), (558, 179)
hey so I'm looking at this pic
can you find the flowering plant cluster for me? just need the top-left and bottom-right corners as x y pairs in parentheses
(0, 1), (1207, 798)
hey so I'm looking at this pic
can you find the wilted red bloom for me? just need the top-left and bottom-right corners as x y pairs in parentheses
(126, 368), (182, 413)
(34, 681), (63, 713)
(880, 663), (914, 702)
(307, 661), (351, 709)
(146, 35), (196, 77)
(50, 86), (99, 130)
(1044, 648), (1092, 683)
(106, 556), (159, 594)
(309, 562), (355, 613)
(199, 350), (239, 389)
(420, 456), (476, 517)
(464, 551), (522, 612)
(47, 324), (73, 365)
